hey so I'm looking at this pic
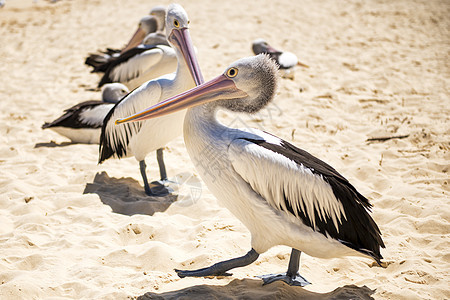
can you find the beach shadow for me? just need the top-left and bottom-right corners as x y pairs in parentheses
(137, 278), (375, 300)
(34, 141), (75, 148)
(83, 171), (177, 216)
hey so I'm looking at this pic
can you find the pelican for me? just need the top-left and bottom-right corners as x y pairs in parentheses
(97, 41), (176, 90)
(116, 55), (385, 286)
(252, 38), (308, 79)
(85, 6), (166, 72)
(99, 4), (203, 196)
(42, 83), (129, 144)
(141, 30), (169, 47)
(120, 6), (166, 53)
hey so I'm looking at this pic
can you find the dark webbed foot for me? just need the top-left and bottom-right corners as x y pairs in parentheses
(147, 180), (174, 197)
(258, 248), (310, 286)
(258, 272), (311, 286)
(175, 267), (232, 278)
(175, 249), (259, 278)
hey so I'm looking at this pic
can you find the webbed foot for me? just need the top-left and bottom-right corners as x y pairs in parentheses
(258, 272), (310, 286)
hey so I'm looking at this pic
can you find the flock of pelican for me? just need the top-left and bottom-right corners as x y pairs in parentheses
(43, 3), (384, 286)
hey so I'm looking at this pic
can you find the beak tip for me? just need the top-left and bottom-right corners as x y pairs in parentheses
(115, 119), (122, 125)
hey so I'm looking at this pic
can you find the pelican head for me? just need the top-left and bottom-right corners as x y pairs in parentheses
(149, 5), (166, 32)
(252, 38), (280, 55)
(101, 83), (130, 103)
(165, 3), (203, 86)
(115, 55), (278, 124)
(253, 38), (309, 69)
(139, 16), (159, 36)
(121, 16), (158, 53)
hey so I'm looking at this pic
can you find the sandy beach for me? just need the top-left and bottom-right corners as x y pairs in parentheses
(0, 0), (449, 299)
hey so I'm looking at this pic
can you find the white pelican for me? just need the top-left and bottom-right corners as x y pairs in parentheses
(116, 55), (385, 286)
(99, 4), (203, 197)
(42, 83), (129, 144)
(252, 38), (308, 79)
(97, 42), (176, 90)
(120, 6), (166, 53)
(141, 30), (169, 47)
(85, 6), (166, 72)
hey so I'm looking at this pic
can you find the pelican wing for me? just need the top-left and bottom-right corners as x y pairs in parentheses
(228, 131), (384, 261)
(278, 52), (298, 69)
(98, 45), (164, 87)
(99, 81), (162, 162)
(42, 101), (111, 129)
(85, 48), (121, 71)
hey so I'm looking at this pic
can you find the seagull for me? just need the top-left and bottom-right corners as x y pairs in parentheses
(85, 6), (166, 72)
(42, 83), (129, 144)
(252, 38), (308, 79)
(116, 55), (385, 286)
(99, 3), (203, 197)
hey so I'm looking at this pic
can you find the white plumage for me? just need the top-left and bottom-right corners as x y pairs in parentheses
(99, 3), (203, 196)
(106, 45), (177, 90)
(252, 38), (308, 79)
(116, 55), (384, 285)
(85, 6), (167, 72)
(277, 51), (299, 69)
(184, 125), (356, 258)
(42, 83), (129, 144)
(101, 77), (188, 160)
(229, 131), (347, 233)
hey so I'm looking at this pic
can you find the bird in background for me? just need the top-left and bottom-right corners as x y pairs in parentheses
(98, 3), (203, 197)
(85, 6), (166, 73)
(42, 83), (129, 144)
(116, 54), (384, 286)
(252, 38), (309, 79)
(96, 36), (176, 90)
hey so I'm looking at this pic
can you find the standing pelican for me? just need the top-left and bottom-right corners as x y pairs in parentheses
(252, 38), (308, 79)
(85, 6), (166, 72)
(42, 83), (129, 144)
(116, 55), (384, 286)
(99, 4), (203, 196)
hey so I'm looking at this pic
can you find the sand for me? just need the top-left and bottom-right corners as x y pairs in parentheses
(0, 0), (449, 299)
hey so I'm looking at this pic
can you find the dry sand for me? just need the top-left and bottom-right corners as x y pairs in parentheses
(0, 0), (449, 299)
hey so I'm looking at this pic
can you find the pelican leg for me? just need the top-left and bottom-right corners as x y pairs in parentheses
(139, 160), (170, 197)
(175, 248), (259, 278)
(258, 248), (310, 286)
(156, 148), (167, 180)
(139, 160), (152, 195)
(148, 148), (174, 196)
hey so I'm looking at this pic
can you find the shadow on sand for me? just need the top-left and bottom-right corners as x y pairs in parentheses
(34, 141), (75, 148)
(83, 171), (177, 216)
(137, 278), (375, 300)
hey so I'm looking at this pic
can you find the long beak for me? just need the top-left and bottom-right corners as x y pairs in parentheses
(297, 61), (309, 68)
(121, 27), (146, 54)
(266, 44), (282, 55)
(168, 27), (204, 86)
(115, 74), (246, 124)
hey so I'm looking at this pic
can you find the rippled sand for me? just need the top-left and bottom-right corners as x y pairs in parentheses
(0, 0), (448, 299)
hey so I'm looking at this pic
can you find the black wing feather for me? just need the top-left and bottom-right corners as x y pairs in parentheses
(97, 45), (160, 87)
(98, 94), (142, 163)
(42, 101), (106, 129)
(242, 136), (385, 263)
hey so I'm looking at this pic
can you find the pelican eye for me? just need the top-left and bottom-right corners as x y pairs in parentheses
(226, 67), (238, 78)
(173, 19), (180, 28)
